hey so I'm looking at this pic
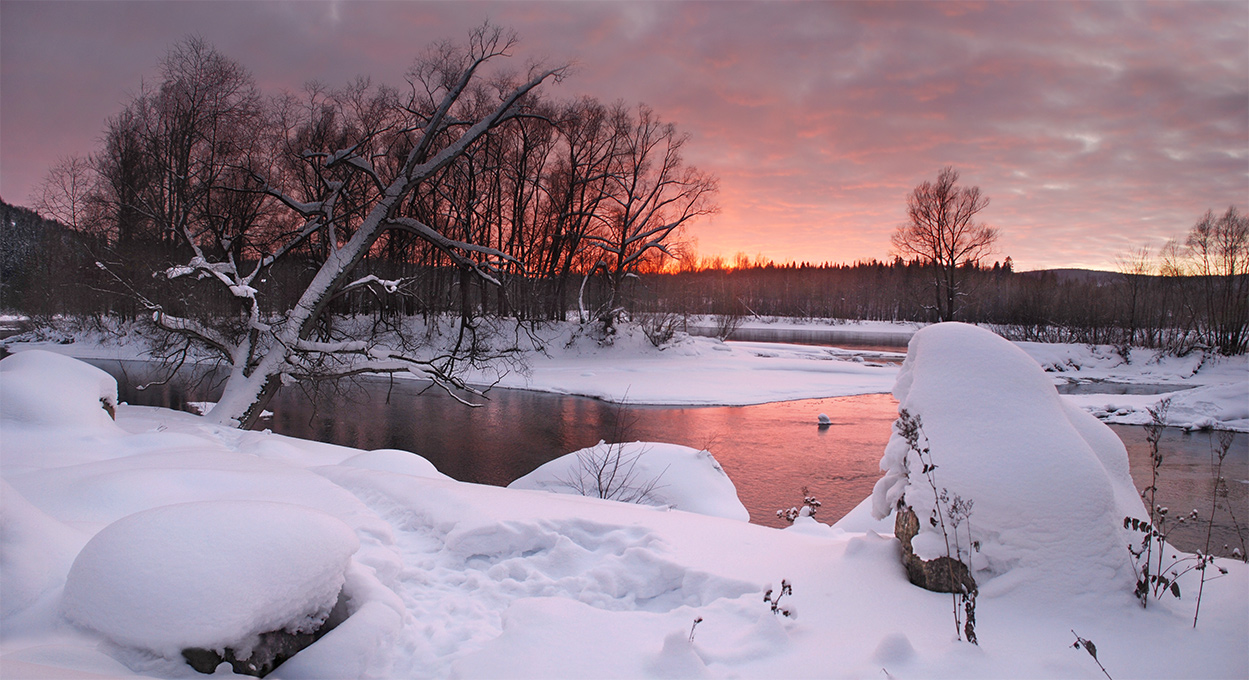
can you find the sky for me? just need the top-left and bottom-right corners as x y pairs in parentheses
(1, 1), (1246, 271)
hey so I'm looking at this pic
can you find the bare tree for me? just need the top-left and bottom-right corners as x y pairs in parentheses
(1115, 246), (1154, 351)
(539, 98), (619, 320)
(892, 166), (997, 321)
(32, 155), (96, 232)
(583, 103), (717, 331)
(140, 26), (565, 427)
(1187, 206), (1249, 354)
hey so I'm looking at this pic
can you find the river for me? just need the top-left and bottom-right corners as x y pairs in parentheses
(89, 355), (1246, 557)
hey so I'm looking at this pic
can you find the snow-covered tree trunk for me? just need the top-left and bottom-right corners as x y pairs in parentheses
(144, 26), (565, 428)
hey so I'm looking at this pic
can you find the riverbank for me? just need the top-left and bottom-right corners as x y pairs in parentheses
(1, 331), (1245, 679)
(5, 316), (1246, 430)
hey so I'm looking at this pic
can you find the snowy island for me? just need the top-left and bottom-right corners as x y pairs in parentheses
(1, 321), (1246, 679)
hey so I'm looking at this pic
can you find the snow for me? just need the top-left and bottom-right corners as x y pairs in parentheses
(61, 500), (359, 660)
(0, 349), (118, 430)
(508, 442), (750, 522)
(1063, 381), (1249, 432)
(189, 402), (273, 420)
(1, 324), (1246, 679)
(871, 323), (1144, 599)
(6, 318), (1246, 431)
(337, 449), (452, 480)
(467, 323), (901, 405)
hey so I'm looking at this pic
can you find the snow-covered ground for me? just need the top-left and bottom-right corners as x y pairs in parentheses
(2, 324), (1246, 679)
(5, 317), (1246, 431)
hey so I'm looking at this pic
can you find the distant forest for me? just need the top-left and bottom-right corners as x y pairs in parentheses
(4, 197), (1244, 355)
(5, 36), (1244, 361)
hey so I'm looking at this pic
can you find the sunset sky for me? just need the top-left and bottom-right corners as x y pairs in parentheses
(2, 1), (1245, 271)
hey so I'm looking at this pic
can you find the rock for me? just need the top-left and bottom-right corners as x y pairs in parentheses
(182, 590), (352, 677)
(894, 499), (976, 594)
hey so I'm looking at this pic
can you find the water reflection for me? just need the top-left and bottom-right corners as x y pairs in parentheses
(90, 359), (1246, 554)
(1055, 382), (1196, 396)
(687, 324), (913, 351)
(1112, 425), (1249, 557)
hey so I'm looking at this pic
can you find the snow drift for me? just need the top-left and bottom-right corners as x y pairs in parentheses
(871, 323), (1145, 598)
(0, 349), (119, 429)
(509, 442), (750, 522)
(62, 500), (359, 660)
(2, 346), (1245, 679)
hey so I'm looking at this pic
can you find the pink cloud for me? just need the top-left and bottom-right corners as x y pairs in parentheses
(1, 1), (1244, 271)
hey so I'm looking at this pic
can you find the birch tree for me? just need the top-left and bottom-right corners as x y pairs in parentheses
(147, 26), (564, 427)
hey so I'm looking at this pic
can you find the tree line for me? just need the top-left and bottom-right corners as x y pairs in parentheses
(627, 244), (1246, 357)
(29, 33), (714, 332)
(3, 27), (1242, 424)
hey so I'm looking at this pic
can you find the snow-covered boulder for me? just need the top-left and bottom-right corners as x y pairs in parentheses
(509, 442), (750, 522)
(0, 350), (118, 429)
(871, 323), (1143, 599)
(62, 501), (360, 669)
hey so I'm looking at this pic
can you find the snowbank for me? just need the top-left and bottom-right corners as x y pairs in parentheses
(338, 449), (453, 480)
(0, 349), (119, 430)
(62, 500), (359, 660)
(7, 318), (1247, 431)
(509, 442), (750, 522)
(872, 323), (1144, 599)
(0, 479), (89, 621)
(1, 347), (1246, 679)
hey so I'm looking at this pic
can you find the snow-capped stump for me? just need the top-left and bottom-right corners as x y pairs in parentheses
(0, 350), (119, 428)
(509, 441), (750, 521)
(62, 501), (360, 676)
(871, 323), (1144, 599)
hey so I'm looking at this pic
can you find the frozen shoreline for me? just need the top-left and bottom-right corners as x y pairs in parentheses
(5, 317), (1246, 430)
(1, 328), (1245, 679)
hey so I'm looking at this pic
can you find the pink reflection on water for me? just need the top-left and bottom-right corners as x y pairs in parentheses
(622, 394), (899, 527)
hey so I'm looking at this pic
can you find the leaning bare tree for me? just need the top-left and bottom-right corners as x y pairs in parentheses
(143, 27), (564, 427)
(892, 166), (997, 322)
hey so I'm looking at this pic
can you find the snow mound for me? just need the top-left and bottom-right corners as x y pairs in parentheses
(62, 501), (359, 660)
(340, 449), (452, 479)
(509, 442), (749, 521)
(871, 323), (1141, 599)
(0, 350), (118, 429)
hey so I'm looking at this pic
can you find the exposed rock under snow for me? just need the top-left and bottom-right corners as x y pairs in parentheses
(61, 500), (359, 662)
(871, 323), (1145, 600)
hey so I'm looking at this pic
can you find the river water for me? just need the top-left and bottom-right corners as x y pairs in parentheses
(90, 356), (1247, 557)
